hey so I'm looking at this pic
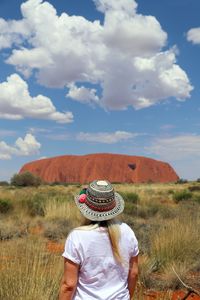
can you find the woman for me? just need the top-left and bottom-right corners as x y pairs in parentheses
(59, 180), (139, 300)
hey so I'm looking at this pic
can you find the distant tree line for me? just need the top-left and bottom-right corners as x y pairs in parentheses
(0, 173), (200, 187)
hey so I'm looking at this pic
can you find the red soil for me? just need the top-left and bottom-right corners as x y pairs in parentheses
(143, 290), (200, 299)
(172, 290), (200, 299)
(19, 153), (179, 184)
(29, 225), (44, 235)
(46, 241), (64, 254)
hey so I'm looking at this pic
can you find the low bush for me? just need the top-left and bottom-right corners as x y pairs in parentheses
(49, 181), (69, 187)
(173, 190), (192, 203)
(158, 206), (176, 219)
(0, 181), (9, 186)
(120, 191), (139, 203)
(193, 194), (200, 204)
(27, 194), (46, 216)
(175, 178), (188, 184)
(0, 220), (27, 240)
(188, 185), (200, 192)
(136, 206), (149, 219)
(124, 202), (138, 216)
(44, 219), (71, 240)
(167, 189), (174, 195)
(11, 172), (42, 187)
(136, 204), (160, 219)
(0, 199), (13, 214)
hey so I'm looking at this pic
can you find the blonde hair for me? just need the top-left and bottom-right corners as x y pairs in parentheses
(75, 218), (123, 264)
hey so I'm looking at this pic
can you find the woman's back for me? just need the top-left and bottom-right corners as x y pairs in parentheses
(62, 222), (139, 300)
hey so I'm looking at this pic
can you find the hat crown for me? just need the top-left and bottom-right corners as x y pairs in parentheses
(87, 180), (114, 202)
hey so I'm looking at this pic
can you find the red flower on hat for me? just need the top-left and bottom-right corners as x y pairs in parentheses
(79, 194), (87, 203)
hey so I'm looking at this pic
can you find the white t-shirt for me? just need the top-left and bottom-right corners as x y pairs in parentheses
(62, 222), (139, 300)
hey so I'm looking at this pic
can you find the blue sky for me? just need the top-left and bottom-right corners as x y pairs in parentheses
(0, 0), (200, 181)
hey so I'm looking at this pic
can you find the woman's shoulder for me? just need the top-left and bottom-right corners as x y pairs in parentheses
(120, 222), (137, 239)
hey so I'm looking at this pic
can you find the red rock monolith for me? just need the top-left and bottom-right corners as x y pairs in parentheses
(19, 153), (179, 184)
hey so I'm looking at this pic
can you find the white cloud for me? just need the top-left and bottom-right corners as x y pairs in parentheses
(145, 134), (200, 161)
(15, 133), (41, 156)
(77, 131), (138, 144)
(0, 129), (17, 137)
(66, 83), (99, 104)
(0, 18), (30, 49)
(187, 27), (200, 44)
(95, 0), (138, 14)
(0, 73), (73, 123)
(0, 0), (193, 110)
(0, 133), (41, 160)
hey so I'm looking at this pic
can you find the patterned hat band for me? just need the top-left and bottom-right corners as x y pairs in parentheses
(86, 190), (115, 204)
(84, 198), (116, 212)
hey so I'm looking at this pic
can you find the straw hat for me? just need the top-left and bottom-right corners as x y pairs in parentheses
(74, 180), (124, 221)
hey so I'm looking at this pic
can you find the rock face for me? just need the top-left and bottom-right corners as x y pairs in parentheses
(19, 153), (179, 183)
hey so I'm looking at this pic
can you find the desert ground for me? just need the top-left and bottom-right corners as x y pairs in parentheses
(0, 182), (200, 300)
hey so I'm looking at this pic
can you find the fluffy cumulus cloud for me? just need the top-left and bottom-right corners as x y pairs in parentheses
(0, 73), (73, 123)
(187, 27), (200, 44)
(77, 131), (138, 144)
(66, 84), (99, 104)
(0, 0), (193, 110)
(0, 133), (41, 160)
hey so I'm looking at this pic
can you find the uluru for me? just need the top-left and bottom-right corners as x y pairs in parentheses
(19, 153), (179, 184)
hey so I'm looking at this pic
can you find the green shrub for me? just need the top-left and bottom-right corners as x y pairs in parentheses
(27, 194), (46, 216)
(44, 219), (71, 240)
(188, 185), (200, 192)
(176, 178), (188, 184)
(158, 206), (176, 219)
(120, 191), (139, 203)
(197, 178), (200, 183)
(173, 190), (192, 203)
(193, 194), (200, 204)
(0, 199), (13, 214)
(0, 181), (9, 186)
(11, 172), (42, 187)
(147, 203), (160, 217)
(136, 204), (160, 219)
(49, 181), (69, 187)
(136, 207), (148, 219)
(167, 189), (174, 195)
(124, 202), (138, 216)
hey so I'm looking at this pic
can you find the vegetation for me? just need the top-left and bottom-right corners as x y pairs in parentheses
(11, 172), (42, 187)
(0, 199), (13, 214)
(172, 189), (192, 203)
(0, 182), (200, 299)
(176, 178), (188, 184)
(120, 191), (139, 203)
(0, 181), (9, 186)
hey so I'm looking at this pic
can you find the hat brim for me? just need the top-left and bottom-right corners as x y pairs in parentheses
(74, 192), (124, 221)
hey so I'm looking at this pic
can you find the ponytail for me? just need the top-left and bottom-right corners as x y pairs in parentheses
(107, 219), (123, 264)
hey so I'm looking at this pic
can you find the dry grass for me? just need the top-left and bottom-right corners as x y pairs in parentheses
(0, 237), (63, 300)
(1, 182), (200, 298)
(151, 217), (200, 271)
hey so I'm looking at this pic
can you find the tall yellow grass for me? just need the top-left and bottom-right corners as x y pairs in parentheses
(0, 237), (62, 300)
